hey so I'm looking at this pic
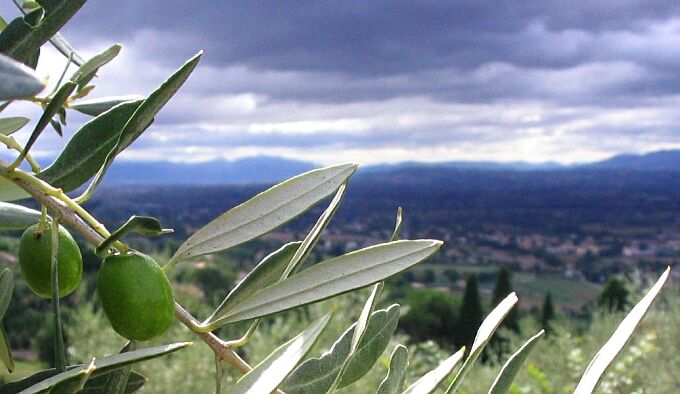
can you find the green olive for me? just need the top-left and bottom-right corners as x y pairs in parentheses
(97, 252), (174, 341)
(18, 223), (83, 299)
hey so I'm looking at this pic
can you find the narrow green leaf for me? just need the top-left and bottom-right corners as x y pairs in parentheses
(21, 342), (191, 393)
(445, 293), (519, 393)
(0, 367), (145, 394)
(329, 282), (383, 391)
(0, 325), (13, 373)
(227, 314), (331, 394)
(170, 163), (358, 266)
(390, 207), (403, 242)
(19, 81), (76, 160)
(574, 267), (671, 394)
(4, 0), (86, 65)
(0, 202), (42, 230)
(0, 116), (29, 135)
(47, 359), (95, 394)
(104, 341), (138, 394)
(206, 242), (301, 322)
(282, 305), (401, 394)
(38, 99), (143, 192)
(0, 268), (14, 318)
(0, 52), (44, 100)
(205, 240), (440, 327)
(280, 183), (347, 279)
(84, 51), (202, 198)
(488, 330), (545, 394)
(81, 370), (146, 393)
(96, 216), (172, 256)
(70, 43), (121, 84)
(376, 345), (409, 394)
(70, 95), (144, 116)
(403, 347), (465, 394)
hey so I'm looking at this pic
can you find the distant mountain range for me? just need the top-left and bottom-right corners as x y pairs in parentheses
(41, 149), (680, 185)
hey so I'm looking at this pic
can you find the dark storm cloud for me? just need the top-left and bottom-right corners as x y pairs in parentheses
(3, 1), (680, 164)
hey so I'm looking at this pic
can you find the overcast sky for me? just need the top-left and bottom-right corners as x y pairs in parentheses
(4, 0), (680, 165)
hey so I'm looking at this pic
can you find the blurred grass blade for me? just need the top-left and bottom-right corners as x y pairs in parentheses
(3, 0), (85, 65)
(328, 282), (383, 391)
(376, 345), (408, 394)
(226, 314), (331, 394)
(446, 292), (518, 393)
(403, 347), (465, 394)
(82, 51), (202, 200)
(38, 99), (143, 192)
(204, 240), (440, 327)
(489, 330), (545, 394)
(206, 242), (301, 323)
(169, 163), (358, 266)
(96, 216), (172, 257)
(21, 342), (191, 393)
(282, 304), (400, 394)
(574, 267), (671, 394)
(280, 182), (347, 279)
(0, 116), (29, 135)
(0, 53), (45, 100)
(70, 95), (144, 116)
(0, 202), (42, 230)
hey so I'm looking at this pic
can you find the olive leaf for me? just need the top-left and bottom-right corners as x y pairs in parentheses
(328, 282), (383, 392)
(226, 314), (331, 394)
(0, 202), (42, 230)
(169, 163), (357, 266)
(0, 366), (146, 394)
(69, 43), (121, 85)
(403, 347), (465, 394)
(17, 80), (76, 161)
(280, 183), (347, 280)
(0, 52), (45, 100)
(0, 268), (14, 373)
(21, 342), (191, 393)
(282, 304), (401, 393)
(574, 267), (671, 394)
(376, 345), (408, 394)
(0, 116), (29, 135)
(2, 0), (85, 65)
(0, 177), (28, 202)
(70, 95), (144, 116)
(81, 51), (203, 200)
(96, 216), (172, 257)
(202, 240), (440, 328)
(445, 292), (519, 393)
(206, 241), (301, 321)
(489, 330), (545, 394)
(38, 99), (144, 193)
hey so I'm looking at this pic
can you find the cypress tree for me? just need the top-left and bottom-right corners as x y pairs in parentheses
(455, 274), (484, 351)
(491, 266), (519, 332)
(598, 278), (629, 312)
(541, 292), (555, 333)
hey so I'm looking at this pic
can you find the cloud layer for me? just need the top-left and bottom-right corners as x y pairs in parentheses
(2, 1), (680, 164)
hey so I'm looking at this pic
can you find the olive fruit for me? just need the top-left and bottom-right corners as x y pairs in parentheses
(18, 223), (83, 298)
(97, 252), (174, 341)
